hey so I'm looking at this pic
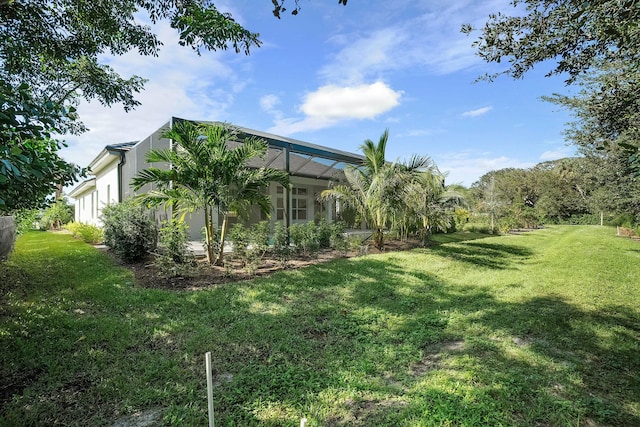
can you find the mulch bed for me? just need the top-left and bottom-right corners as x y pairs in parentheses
(103, 239), (422, 291)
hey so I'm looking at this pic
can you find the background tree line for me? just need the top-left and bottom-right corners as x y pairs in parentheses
(469, 146), (640, 231)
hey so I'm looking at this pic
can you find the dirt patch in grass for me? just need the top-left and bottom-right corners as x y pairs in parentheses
(103, 239), (421, 290)
(111, 408), (164, 427)
(410, 340), (466, 377)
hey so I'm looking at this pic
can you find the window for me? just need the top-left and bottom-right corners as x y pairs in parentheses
(276, 186), (285, 220)
(291, 187), (307, 220)
(107, 184), (111, 205)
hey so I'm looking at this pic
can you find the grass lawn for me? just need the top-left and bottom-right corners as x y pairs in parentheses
(1, 226), (639, 426)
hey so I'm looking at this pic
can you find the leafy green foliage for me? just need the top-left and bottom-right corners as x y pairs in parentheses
(158, 219), (191, 264)
(322, 129), (436, 249)
(0, 1), (262, 212)
(64, 222), (104, 244)
(229, 223), (250, 263)
(12, 209), (40, 235)
(290, 222), (320, 257)
(229, 221), (270, 273)
(0, 83), (83, 213)
(101, 199), (157, 261)
(463, 0), (640, 84)
(272, 221), (291, 268)
(39, 198), (74, 230)
(0, 1), (261, 117)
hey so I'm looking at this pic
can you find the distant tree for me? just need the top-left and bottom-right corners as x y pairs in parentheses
(40, 198), (74, 230)
(472, 174), (502, 231)
(132, 121), (289, 265)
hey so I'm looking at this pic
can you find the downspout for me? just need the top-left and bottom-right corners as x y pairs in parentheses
(116, 150), (126, 203)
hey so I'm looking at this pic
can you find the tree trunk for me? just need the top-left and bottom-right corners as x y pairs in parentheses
(204, 205), (215, 264)
(215, 213), (228, 266)
(374, 227), (384, 250)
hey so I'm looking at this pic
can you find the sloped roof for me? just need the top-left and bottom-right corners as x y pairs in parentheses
(172, 117), (364, 180)
(105, 141), (137, 152)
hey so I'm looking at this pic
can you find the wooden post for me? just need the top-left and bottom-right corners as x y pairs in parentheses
(206, 352), (215, 427)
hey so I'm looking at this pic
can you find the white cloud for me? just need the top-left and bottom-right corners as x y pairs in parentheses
(260, 94), (281, 112)
(269, 81), (402, 134)
(319, 0), (514, 83)
(462, 106), (492, 117)
(302, 82), (401, 119)
(321, 29), (406, 84)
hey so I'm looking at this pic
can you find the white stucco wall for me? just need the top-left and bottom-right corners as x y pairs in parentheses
(94, 161), (119, 222)
(74, 191), (98, 226)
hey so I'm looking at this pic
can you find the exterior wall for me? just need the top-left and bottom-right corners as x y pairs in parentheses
(95, 161), (119, 222)
(71, 118), (357, 240)
(74, 189), (99, 226)
(72, 159), (119, 226)
(121, 121), (171, 200)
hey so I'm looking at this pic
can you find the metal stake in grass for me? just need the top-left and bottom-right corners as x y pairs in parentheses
(205, 352), (215, 427)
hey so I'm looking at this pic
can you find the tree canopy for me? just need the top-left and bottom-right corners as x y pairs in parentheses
(0, 0), (262, 213)
(462, 0), (640, 84)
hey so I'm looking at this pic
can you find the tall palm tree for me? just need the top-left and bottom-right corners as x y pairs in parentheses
(132, 121), (289, 264)
(322, 129), (432, 249)
(402, 167), (464, 245)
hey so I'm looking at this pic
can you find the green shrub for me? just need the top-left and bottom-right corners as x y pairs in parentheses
(329, 221), (347, 252)
(13, 209), (40, 235)
(159, 219), (191, 264)
(40, 198), (74, 230)
(229, 223), (250, 263)
(65, 222), (104, 244)
(317, 218), (332, 248)
(272, 222), (290, 268)
(251, 221), (271, 258)
(610, 213), (636, 228)
(462, 222), (495, 234)
(228, 221), (272, 274)
(346, 234), (368, 255)
(101, 200), (157, 261)
(290, 222), (319, 257)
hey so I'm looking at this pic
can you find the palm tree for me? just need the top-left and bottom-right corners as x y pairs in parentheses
(322, 129), (432, 249)
(402, 167), (464, 245)
(132, 121), (289, 264)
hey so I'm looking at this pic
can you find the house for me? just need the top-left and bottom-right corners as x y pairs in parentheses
(69, 117), (364, 239)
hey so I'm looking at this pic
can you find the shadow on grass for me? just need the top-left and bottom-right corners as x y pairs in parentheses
(424, 239), (535, 270)
(2, 232), (639, 426)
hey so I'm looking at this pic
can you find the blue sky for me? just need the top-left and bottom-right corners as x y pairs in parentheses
(61, 0), (578, 188)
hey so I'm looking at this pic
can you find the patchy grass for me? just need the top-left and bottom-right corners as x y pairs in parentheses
(1, 226), (639, 426)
